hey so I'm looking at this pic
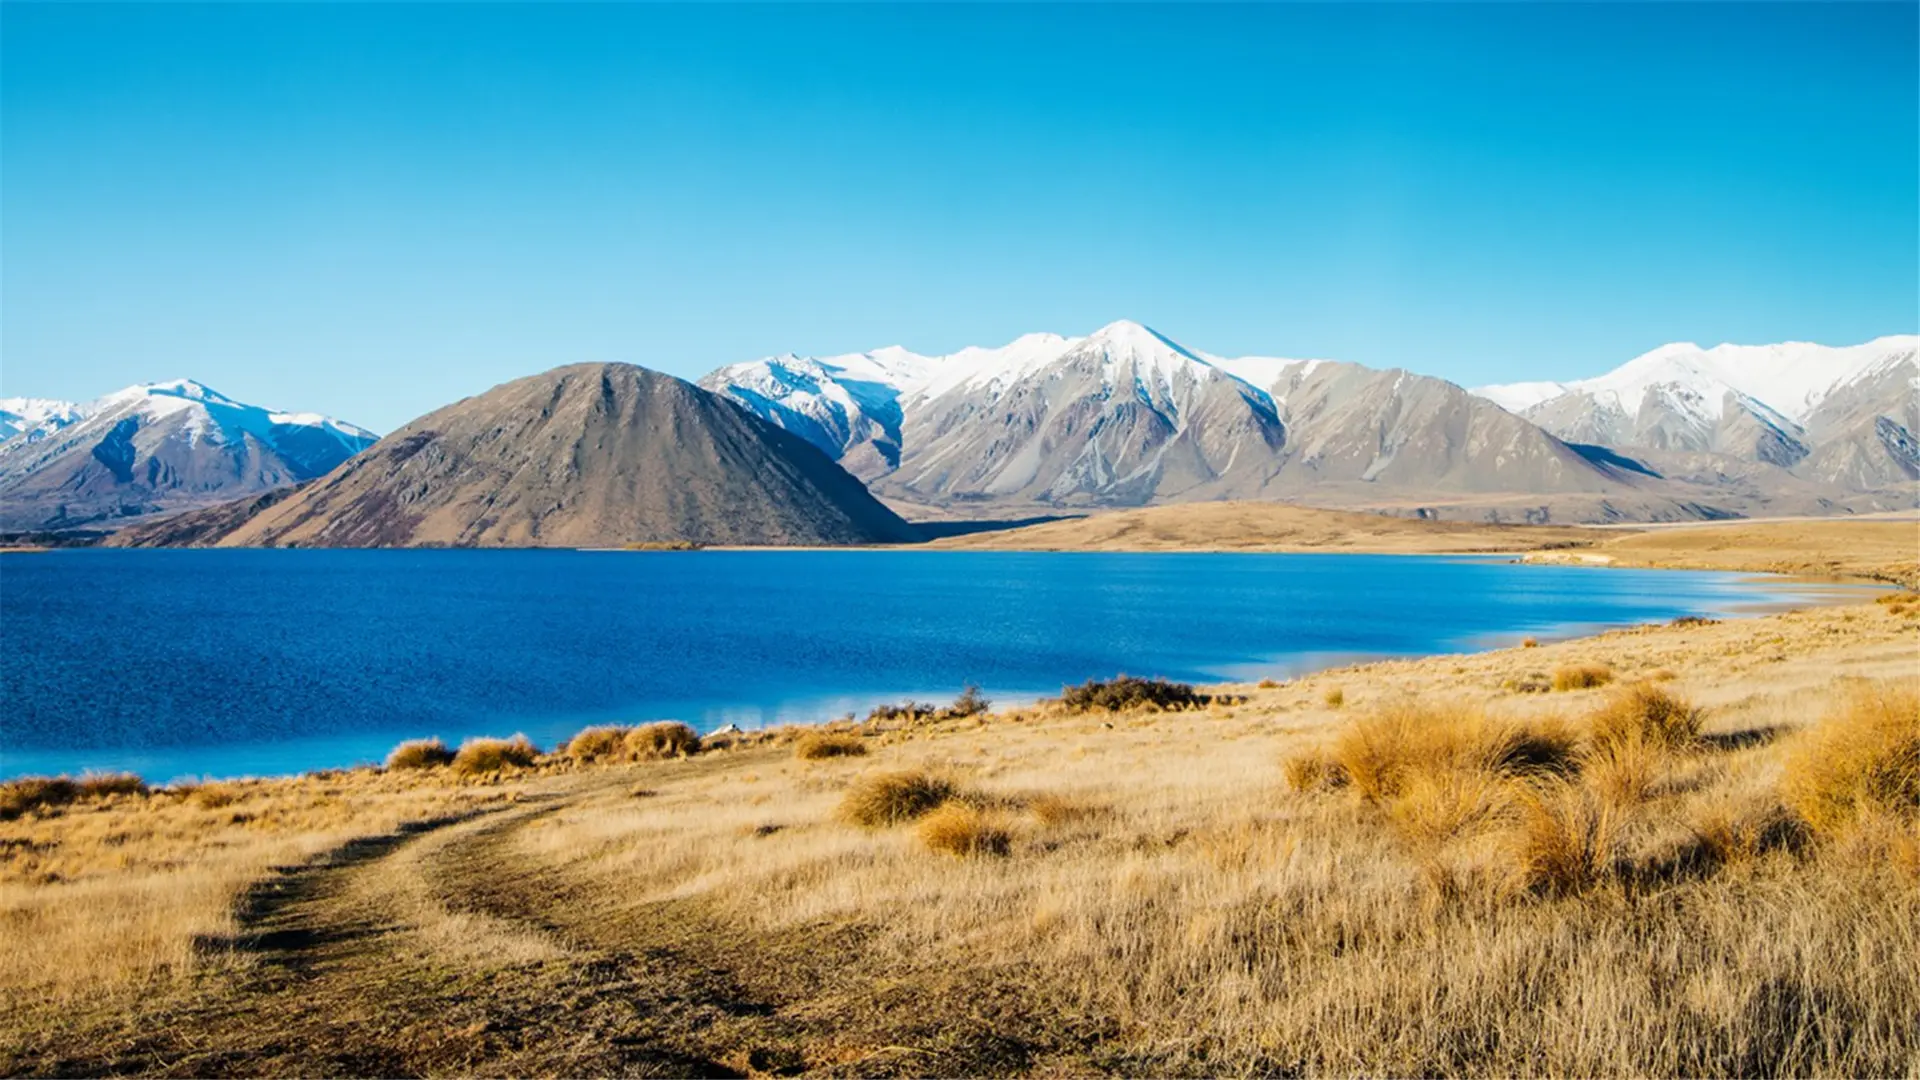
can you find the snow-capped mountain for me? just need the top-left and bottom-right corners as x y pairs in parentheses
(0, 379), (377, 531)
(0, 397), (86, 443)
(703, 320), (1635, 512)
(1473, 336), (1918, 486)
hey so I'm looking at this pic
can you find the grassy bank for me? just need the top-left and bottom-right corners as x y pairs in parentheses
(2, 591), (1915, 1074)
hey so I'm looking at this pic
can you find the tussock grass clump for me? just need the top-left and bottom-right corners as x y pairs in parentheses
(451, 735), (540, 776)
(563, 726), (630, 763)
(1330, 702), (1579, 803)
(1026, 794), (1095, 828)
(183, 782), (243, 809)
(385, 738), (455, 770)
(1590, 683), (1702, 752)
(1509, 784), (1620, 897)
(794, 732), (869, 760)
(0, 778), (79, 821)
(76, 772), (146, 799)
(1551, 663), (1614, 692)
(1059, 675), (1211, 714)
(1582, 730), (1663, 808)
(1323, 687), (1345, 708)
(1669, 614), (1720, 628)
(1781, 683), (1919, 836)
(625, 721), (700, 761)
(1281, 750), (1348, 794)
(839, 770), (957, 828)
(916, 802), (1012, 857)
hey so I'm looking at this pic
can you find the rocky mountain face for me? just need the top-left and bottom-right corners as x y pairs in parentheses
(0, 380), (376, 531)
(1475, 336), (1918, 496)
(120, 363), (919, 548)
(0, 398), (85, 443)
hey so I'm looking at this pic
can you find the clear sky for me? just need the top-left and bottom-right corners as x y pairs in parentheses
(4, 3), (1916, 433)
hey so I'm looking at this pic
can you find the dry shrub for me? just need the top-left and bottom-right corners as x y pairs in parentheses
(1281, 749), (1348, 794)
(451, 735), (539, 776)
(563, 726), (629, 763)
(916, 802), (1012, 857)
(1551, 663), (1614, 692)
(868, 701), (937, 724)
(1521, 637), (1539, 648)
(946, 684), (991, 718)
(183, 782), (243, 809)
(1669, 614), (1720, 628)
(76, 772), (146, 799)
(839, 770), (956, 828)
(794, 732), (868, 760)
(1257, 678), (1282, 690)
(1590, 683), (1702, 752)
(1060, 675), (1211, 714)
(0, 777), (79, 821)
(1323, 687), (1345, 709)
(1508, 784), (1619, 897)
(1875, 591), (1919, 606)
(1781, 682), (1919, 836)
(625, 721), (700, 761)
(1331, 702), (1578, 803)
(385, 738), (455, 770)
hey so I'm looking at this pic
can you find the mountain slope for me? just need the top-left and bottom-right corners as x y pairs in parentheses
(0, 398), (85, 443)
(166, 363), (918, 548)
(0, 380), (376, 531)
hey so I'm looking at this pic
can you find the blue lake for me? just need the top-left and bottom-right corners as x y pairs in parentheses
(0, 549), (1849, 782)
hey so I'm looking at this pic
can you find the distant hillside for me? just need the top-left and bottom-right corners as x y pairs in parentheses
(926, 500), (1603, 554)
(112, 364), (918, 548)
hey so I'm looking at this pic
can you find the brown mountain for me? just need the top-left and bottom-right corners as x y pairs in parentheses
(114, 364), (917, 548)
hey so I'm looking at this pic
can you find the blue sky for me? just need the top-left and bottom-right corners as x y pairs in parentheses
(4, 3), (1915, 433)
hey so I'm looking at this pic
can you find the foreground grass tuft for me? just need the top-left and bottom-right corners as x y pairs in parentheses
(625, 721), (701, 761)
(0, 778), (80, 821)
(1590, 683), (1702, 751)
(1782, 682), (1919, 836)
(1508, 784), (1619, 897)
(451, 735), (540, 776)
(839, 770), (957, 828)
(916, 802), (1013, 857)
(386, 738), (455, 770)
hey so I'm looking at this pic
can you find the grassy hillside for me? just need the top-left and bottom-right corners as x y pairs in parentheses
(5, 595), (1916, 1075)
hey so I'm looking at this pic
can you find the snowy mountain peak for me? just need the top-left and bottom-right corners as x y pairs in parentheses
(0, 397), (86, 442)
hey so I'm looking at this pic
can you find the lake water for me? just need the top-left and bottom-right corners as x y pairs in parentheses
(0, 549), (1847, 782)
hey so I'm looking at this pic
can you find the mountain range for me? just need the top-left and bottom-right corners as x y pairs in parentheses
(0, 381), (376, 531)
(702, 322), (1917, 522)
(5, 323), (1914, 542)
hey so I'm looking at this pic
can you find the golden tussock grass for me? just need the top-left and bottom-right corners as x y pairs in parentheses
(1328, 701), (1578, 803)
(1551, 661), (1614, 691)
(915, 802), (1013, 857)
(1322, 686), (1345, 708)
(1507, 783), (1620, 897)
(837, 769), (957, 828)
(625, 721), (701, 761)
(1781, 682), (1919, 837)
(450, 735), (540, 775)
(1590, 682), (1703, 751)
(385, 738), (455, 770)
(792, 732), (868, 760)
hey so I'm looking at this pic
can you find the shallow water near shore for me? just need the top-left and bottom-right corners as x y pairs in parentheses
(0, 549), (1862, 782)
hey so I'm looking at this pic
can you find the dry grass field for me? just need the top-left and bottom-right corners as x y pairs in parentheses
(3, 589), (1916, 1076)
(1590, 518), (1920, 587)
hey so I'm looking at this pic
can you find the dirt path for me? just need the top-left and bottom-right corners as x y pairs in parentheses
(11, 764), (1107, 1077)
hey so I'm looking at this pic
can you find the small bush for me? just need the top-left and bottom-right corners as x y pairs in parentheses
(1059, 675), (1211, 714)
(1324, 687), (1346, 709)
(625, 721), (700, 761)
(1669, 615), (1720, 628)
(452, 734), (540, 775)
(867, 701), (937, 725)
(1552, 663), (1614, 692)
(386, 738), (455, 770)
(1257, 678), (1282, 690)
(945, 684), (991, 719)
(1590, 684), (1702, 752)
(1521, 637), (1540, 649)
(839, 770), (956, 828)
(1509, 785), (1619, 897)
(1781, 682), (1919, 836)
(916, 802), (1012, 857)
(76, 772), (146, 799)
(0, 777), (78, 821)
(794, 732), (869, 760)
